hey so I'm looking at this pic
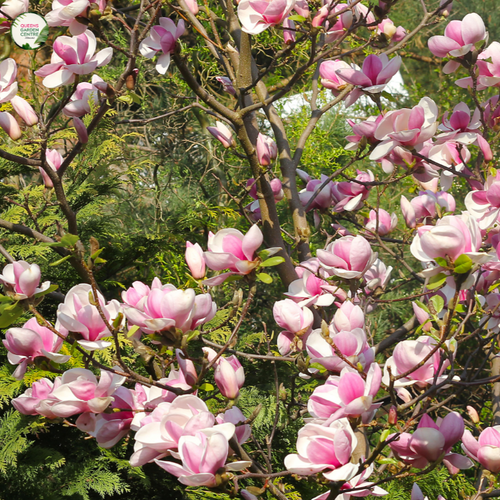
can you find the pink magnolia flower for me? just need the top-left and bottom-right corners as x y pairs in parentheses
(320, 60), (351, 94)
(215, 76), (236, 95)
(412, 301), (431, 332)
(273, 299), (314, 354)
(11, 377), (57, 415)
(63, 75), (108, 117)
(35, 30), (113, 88)
(10, 95), (38, 126)
(216, 406), (251, 444)
(364, 209), (397, 236)
(184, 0), (199, 15)
(465, 173), (500, 229)
(299, 175), (334, 212)
(207, 121), (235, 149)
(73, 117), (88, 143)
(45, 0), (107, 35)
(131, 394), (236, 466)
(317, 235), (376, 280)
(0, 111), (21, 140)
(139, 18), (185, 74)
(185, 241), (206, 279)
(331, 170), (374, 212)
(155, 431), (250, 486)
(410, 214), (487, 265)
(363, 258), (392, 293)
(345, 115), (384, 151)
(0, 0), (28, 18)
(312, 464), (388, 500)
(284, 418), (359, 481)
(57, 283), (122, 351)
(0, 260), (51, 299)
(389, 412), (472, 472)
(237, 0), (296, 35)
(428, 13), (487, 74)
(256, 133), (277, 166)
(40, 149), (64, 188)
(377, 18), (406, 42)
(323, 3), (353, 43)
(0, 58), (18, 103)
(306, 327), (374, 373)
(203, 225), (264, 285)
(308, 364), (382, 423)
(283, 17), (295, 44)
(401, 191), (456, 228)
(76, 384), (145, 448)
(382, 335), (456, 388)
(370, 97), (439, 161)
(123, 281), (216, 336)
(204, 347), (245, 399)
(331, 301), (365, 332)
(462, 425), (500, 473)
(335, 54), (402, 106)
(3, 317), (69, 379)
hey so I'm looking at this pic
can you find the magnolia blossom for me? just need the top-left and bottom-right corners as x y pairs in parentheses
(307, 364), (382, 423)
(155, 431), (250, 486)
(35, 30), (113, 88)
(216, 76), (235, 95)
(312, 464), (388, 500)
(335, 54), (402, 106)
(401, 191), (455, 228)
(364, 258), (392, 294)
(203, 225), (264, 285)
(185, 242), (206, 279)
(273, 299), (314, 354)
(462, 425), (500, 473)
(324, 3), (353, 43)
(465, 173), (500, 229)
(320, 60), (351, 94)
(410, 213), (488, 266)
(139, 18), (185, 74)
(382, 335), (456, 388)
(123, 280), (216, 336)
(345, 115), (383, 151)
(428, 13), (487, 73)
(306, 327), (374, 373)
(207, 121), (235, 149)
(38, 149), (63, 187)
(364, 209), (397, 236)
(3, 318), (70, 379)
(388, 413), (472, 473)
(57, 284), (122, 351)
(370, 97), (439, 161)
(11, 377), (57, 416)
(0, 0), (28, 18)
(299, 175), (334, 212)
(131, 395), (236, 466)
(45, 0), (107, 35)
(0, 260), (50, 299)
(216, 406), (251, 444)
(331, 170), (374, 212)
(237, 0), (296, 35)
(63, 75), (108, 117)
(377, 18), (406, 42)
(256, 133), (277, 166)
(285, 418), (359, 481)
(203, 348), (245, 399)
(317, 235), (376, 280)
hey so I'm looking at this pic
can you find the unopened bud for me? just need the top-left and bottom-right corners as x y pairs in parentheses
(467, 405), (480, 424)
(389, 405), (397, 425)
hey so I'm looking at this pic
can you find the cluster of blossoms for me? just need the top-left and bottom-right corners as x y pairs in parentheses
(4, 0), (500, 497)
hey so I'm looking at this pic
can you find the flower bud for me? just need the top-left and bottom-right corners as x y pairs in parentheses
(73, 117), (88, 144)
(467, 405), (480, 424)
(0, 111), (21, 140)
(185, 241), (206, 279)
(389, 405), (397, 425)
(10, 96), (38, 126)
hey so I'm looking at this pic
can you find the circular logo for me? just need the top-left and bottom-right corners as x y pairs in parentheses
(11, 13), (48, 50)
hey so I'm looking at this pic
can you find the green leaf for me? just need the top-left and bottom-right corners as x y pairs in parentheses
(287, 14), (305, 22)
(414, 300), (429, 313)
(34, 25), (49, 46)
(90, 248), (105, 260)
(426, 272), (447, 290)
(454, 254), (473, 274)
(50, 255), (72, 266)
(434, 257), (447, 267)
(379, 429), (391, 442)
(0, 302), (23, 328)
(378, 457), (398, 465)
(199, 383), (215, 391)
(0, 294), (13, 303)
(34, 284), (59, 297)
(256, 272), (273, 284)
(258, 247), (281, 260)
(430, 295), (444, 315)
(42, 233), (80, 248)
(126, 325), (140, 338)
(260, 256), (285, 267)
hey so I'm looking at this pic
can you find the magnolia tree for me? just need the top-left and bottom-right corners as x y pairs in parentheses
(1, 0), (500, 498)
